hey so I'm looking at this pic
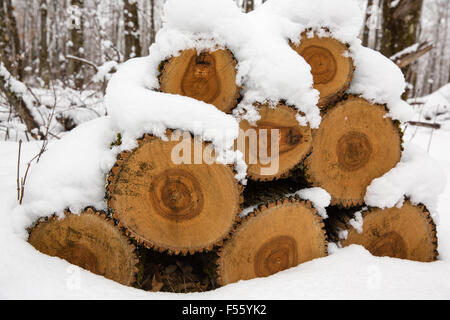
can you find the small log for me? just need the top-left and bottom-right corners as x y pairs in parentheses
(216, 197), (328, 285)
(407, 121), (441, 130)
(159, 49), (240, 113)
(28, 208), (138, 286)
(391, 42), (433, 69)
(329, 201), (438, 262)
(237, 104), (312, 181)
(291, 31), (354, 108)
(106, 132), (243, 255)
(305, 96), (402, 207)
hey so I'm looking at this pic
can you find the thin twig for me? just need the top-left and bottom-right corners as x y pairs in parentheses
(19, 153), (40, 205)
(427, 105), (440, 154)
(65, 55), (99, 71)
(17, 139), (22, 200)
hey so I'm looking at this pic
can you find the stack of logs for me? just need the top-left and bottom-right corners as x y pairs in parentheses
(29, 30), (438, 290)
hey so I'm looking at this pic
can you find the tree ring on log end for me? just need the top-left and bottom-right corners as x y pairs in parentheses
(340, 201), (438, 262)
(301, 45), (337, 84)
(150, 169), (204, 222)
(107, 133), (242, 254)
(56, 243), (100, 274)
(28, 209), (138, 286)
(336, 131), (372, 171)
(217, 198), (327, 285)
(159, 48), (240, 113)
(237, 104), (312, 181)
(254, 235), (298, 278)
(305, 96), (402, 207)
(181, 52), (220, 102)
(366, 231), (407, 259)
(290, 32), (354, 107)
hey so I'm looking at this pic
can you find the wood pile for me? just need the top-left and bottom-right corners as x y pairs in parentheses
(28, 31), (438, 291)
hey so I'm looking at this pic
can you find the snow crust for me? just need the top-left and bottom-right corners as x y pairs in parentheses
(144, 0), (321, 128)
(348, 211), (364, 234)
(348, 46), (415, 122)
(365, 144), (446, 218)
(10, 118), (118, 237)
(140, 0), (413, 128)
(288, 187), (331, 219)
(409, 83), (450, 123)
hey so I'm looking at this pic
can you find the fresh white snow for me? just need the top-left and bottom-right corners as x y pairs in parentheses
(288, 187), (331, 219)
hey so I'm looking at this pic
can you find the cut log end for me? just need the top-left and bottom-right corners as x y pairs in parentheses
(28, 209), (138, 286)
(107, 132), (242, 255)
(291, 32), (354, 108)
(338, 201), (438, 262)
(217, 198), (328, 286)
(237, 104), (312, 181)
(306, 96), (402, 207)
(159, 48), (240, 113)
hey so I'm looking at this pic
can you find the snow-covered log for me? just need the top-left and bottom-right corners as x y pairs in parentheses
(237, 103), (312, 181)
(327, 201), (438, 262)
(305, 96), (403, 207)
(291, 30), (354, 108)
(159, 49), (240, 113)
(106, 132), (243, 255)
(28, 208), (138, 286)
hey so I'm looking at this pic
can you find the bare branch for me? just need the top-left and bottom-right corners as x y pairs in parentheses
(407, 121), (441, 129)
(65, 55), (98, 71)
(391, 42), (433, 68)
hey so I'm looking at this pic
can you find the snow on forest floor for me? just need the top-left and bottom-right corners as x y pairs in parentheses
(0, 121), (449, 300)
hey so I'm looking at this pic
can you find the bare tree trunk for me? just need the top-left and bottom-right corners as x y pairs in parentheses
(437, 0), (449, 90)
(244, 0), (254, 13)
(69, 0), (85, 89)
(150, 0), (156, 46)
(39, 0), (50, 86)
(0, 1), (9, 68)
(0, 0), (23, 80)
(380, 0), (423, 58)
(362, 0), (374, 47)
(380, 0), (424, 96)
(124, 0), (141, 60)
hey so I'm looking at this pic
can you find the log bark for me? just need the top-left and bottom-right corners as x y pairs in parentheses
(291, 31), (354, 108)
(305, 96), (402, 207)
(217, 197), (327, 285)
(159, 49), (240, 113)
(28, 208), (138, 286)
(237, 103), (312, 181)
(106, 132), (243, 255)
(328, 201), (438, 262)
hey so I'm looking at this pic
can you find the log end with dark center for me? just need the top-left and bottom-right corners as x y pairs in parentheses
(305, 96), (402, 207)
(291, 32), (354, 107)
(237, 104), (312, 181)
(107, 133), (242, 255)
(336, 201), (438, 262)
(217, 198), (327, 285)
(159, 49), (240, 113)
(28, 209), (138, 286)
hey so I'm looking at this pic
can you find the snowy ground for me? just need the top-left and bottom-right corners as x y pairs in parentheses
(0, 119), (449, 299)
